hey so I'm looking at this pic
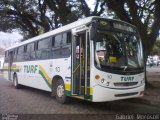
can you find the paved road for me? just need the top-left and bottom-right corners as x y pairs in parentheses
(146, 66), (160, 82)
(146, 65), (160, 73)
(0, 74), (160, 116)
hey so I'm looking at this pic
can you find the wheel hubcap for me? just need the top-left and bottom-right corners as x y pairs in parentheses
(57, 85), (64, 97)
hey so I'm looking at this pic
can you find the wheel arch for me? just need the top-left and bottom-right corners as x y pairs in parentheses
(51, 75), (64, 96)
(52, 75), (64, 85)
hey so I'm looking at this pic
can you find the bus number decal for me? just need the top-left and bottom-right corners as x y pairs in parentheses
(55, 67), (60, 72)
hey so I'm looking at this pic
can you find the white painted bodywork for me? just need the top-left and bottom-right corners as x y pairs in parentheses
(16, 57), (71, 91)
(90, 66), (145, 102)
(3, 16), (145, 102)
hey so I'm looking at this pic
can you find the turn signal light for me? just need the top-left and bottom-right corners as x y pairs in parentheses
(95, 75), (100, 80)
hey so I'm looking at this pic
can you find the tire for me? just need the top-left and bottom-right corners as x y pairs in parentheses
(55, 79), (68, 103)
(51, 81), (56, 97)
(13, 74), (21, 89)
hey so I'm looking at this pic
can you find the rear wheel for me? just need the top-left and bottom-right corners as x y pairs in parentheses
(13, 74), (21, 89)
(55, 79), (68, 103)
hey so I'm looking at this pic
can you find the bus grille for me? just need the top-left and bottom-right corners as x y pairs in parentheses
(115, 92), (138, 97)
(114, 82), (138, 87)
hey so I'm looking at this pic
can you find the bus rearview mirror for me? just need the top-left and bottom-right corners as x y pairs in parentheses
(90, 27), (96, 40)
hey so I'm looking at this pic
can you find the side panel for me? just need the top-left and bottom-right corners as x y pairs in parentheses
(14, 57), (71, 92)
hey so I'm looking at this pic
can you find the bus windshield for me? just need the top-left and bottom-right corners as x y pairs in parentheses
(95, 30), (144, 71)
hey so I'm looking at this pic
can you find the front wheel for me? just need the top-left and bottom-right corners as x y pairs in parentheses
(55, 79), (68, 103)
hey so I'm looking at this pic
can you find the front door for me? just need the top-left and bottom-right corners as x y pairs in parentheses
(72, 31), (90, 97)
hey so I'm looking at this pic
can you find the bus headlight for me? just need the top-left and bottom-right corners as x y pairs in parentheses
(100, 78), (110, 87)
(101, 78), (105, 83)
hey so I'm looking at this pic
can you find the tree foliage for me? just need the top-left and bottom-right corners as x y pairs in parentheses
(103, 0), (160, 61)
(0, 0), (105, 39)
(0, 0), (160, 61)
(152, 39), (160, 55)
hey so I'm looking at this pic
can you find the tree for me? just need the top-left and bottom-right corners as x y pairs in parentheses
(152, 39), (160, 55)
(0, 0), (106, 39)
(1, 0), (159, 61)
(102, 0), (160, 86)
(103, 0), (160, 61)
(0, 0), (52, 39)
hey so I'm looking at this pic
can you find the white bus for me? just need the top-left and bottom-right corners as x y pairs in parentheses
(3, 16), (145, 103)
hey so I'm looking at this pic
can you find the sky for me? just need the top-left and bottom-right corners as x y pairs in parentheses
(86, 0), (95, 9)
(0, 31), (23, 49)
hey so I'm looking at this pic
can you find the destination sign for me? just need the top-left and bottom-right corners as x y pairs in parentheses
(96, 19), (136, 33)
(113, 22), (135, 33)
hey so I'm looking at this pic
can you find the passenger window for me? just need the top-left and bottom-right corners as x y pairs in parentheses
(13, 49), (16, 62)
(67, 32), (71, 44)
(38, 38), (50, 50)
(17, 46), (25, 61)
(25, 42), (36, 61)
(27, 43), (35, 52)
(54, 34), (62, 47)
(4, 51), (8, 63)
(62, 33), (67, 45)
(36, 38), (51, 60)
(17, 46), (24, 54)
(51, 32), (71, 59)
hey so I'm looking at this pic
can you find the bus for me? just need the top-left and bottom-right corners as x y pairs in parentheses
(3, 16), (145, 103)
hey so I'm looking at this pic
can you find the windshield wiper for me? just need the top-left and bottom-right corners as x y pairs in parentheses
(120, 66), (128, 71)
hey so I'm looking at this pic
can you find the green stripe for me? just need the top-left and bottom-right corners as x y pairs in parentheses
(65, 90), (71, 96)
(39, 70), (52, 89)
(39, 69), (71, 96)
(84, 95), (93, 101)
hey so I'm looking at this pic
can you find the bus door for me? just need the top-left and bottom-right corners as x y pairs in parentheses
(72, 31), (90, 98)
(8, 50), (14, 80)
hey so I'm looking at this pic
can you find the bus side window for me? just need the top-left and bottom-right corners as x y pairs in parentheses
(30, 42), (36, 60)
(67, 32), (71, 44)
(51, 34), (62, 59)
(25, 42), (36, 61)
(13, 49), (16, 62)
(36, 38), (51, 60)
(61, 32), (71, 57)
(16, 46), (25, 62)
(51, 32), (71, 59)
(4, 51), (8, 63)
(55, 34), (62, 47)
(52, 37), (55, 47)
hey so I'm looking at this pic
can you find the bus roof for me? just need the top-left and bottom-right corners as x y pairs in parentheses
(5, 16), (135, 51)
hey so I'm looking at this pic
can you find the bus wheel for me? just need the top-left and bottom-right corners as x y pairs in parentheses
(55, 79), (68, 103)
(13, 75), (21, 89)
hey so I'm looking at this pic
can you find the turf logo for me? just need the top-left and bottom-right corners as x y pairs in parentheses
(121, 76), (134, 82)
(24, 65), (38, 73)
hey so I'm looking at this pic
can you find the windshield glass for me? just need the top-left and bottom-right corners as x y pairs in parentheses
(95, 31), (144, 71)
